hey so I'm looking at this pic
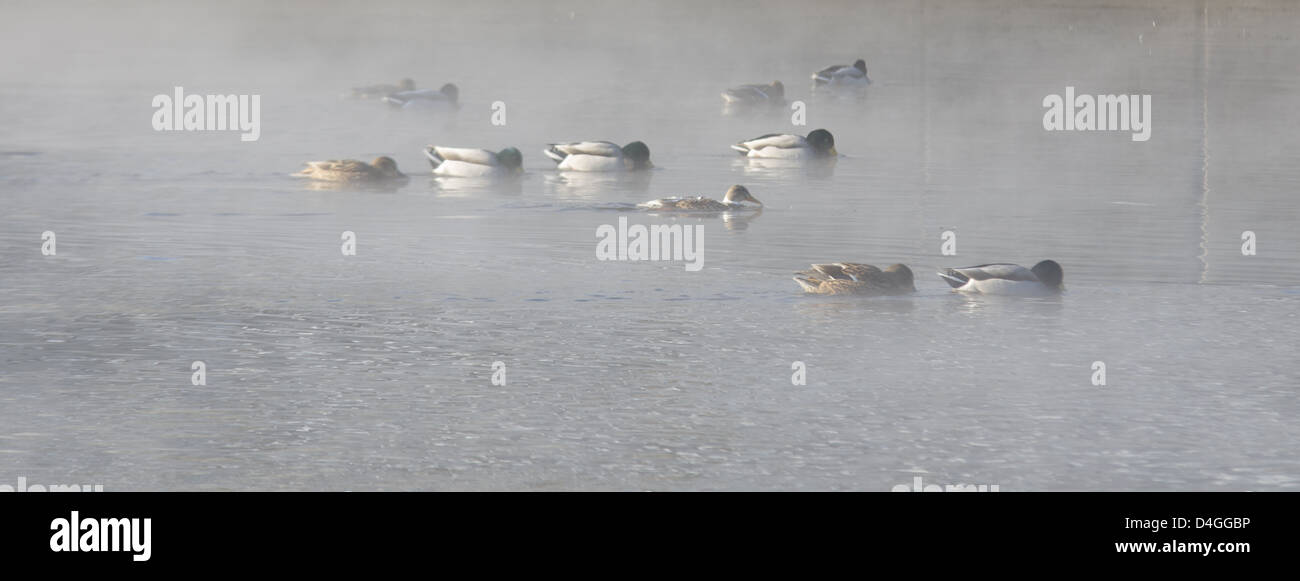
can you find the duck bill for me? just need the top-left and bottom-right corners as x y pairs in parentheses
(828, 147), (839, 157)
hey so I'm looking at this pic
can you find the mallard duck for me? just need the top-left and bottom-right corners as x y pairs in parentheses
(383, 83), (459, 109)
(423, 146), (522, 177)
(348, 78), (415, 99)
(721, 81), (785, 105)
(731, 129), (836, 159)
(293, 156), (407, 182)
(543, 141), (653, 171)
(812, 59), (871, 86)
(794, 263), (915, 295)
(638, 184), (762, 212)
(938, 260), (1065, 295)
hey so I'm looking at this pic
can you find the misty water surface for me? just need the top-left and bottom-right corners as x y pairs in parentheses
(0, 0), (1297, 490)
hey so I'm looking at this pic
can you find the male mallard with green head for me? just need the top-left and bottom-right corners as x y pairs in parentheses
(938, 260), (1065, 296)
(424, 145), (523, 177)
(731, 129), (837, 159)
(543, 140), (653, 171)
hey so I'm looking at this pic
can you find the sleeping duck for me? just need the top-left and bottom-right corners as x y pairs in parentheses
(794, 263), (915, 296)
(423, 146), (523, 177)
(731, 129), (837, 159)
(293, 156), (407, 182)
(348, 78), (415, 100)
(811, 59), (871, 86)
(938, 260), (1065, 295)
(638, 185), (762, 212)
(384, 83), (459, 109)
(721, 81), (785, 106)
(543, 141), (653, 171)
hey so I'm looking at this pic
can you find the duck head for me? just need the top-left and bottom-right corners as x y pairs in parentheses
(723, 184), (762, 206)
(885, 263), (916, 291)
(854, 59), (871, 83)
(1031, 260), (1064, 291)
(440, 83), (460, 103)
(622, 141), (653, 170)
(807, 129), (837, 157)
(496, 147), (523, 173)
(768, 80), (785, 99)
(371, 156), (404, 177)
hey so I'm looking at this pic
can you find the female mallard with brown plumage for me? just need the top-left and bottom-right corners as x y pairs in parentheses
(293, 156), (407, 182)
(794, 263), (916, 295)
(637, 185), (762, 212)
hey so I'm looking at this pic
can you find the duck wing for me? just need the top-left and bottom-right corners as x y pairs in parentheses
(812, 64), (848, 82)
(547, 141), (623, 158)
(428, 146), (500, 166)
(733, 133), (805, 153)
(942, 263), (1037, 286)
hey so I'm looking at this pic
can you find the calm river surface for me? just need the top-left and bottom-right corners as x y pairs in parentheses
(1, 0), (1297, 490)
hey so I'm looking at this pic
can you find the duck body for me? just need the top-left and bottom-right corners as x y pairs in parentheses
(638, 185), (763, 212)
(348, 78), (415, 99)
(812, 59), (871, 86)
(794, 263), (916, 295)
(384, 83), (459, 109)
(938, 261), (1065, 295)
(424, 146), (523, 177)
(544, 141), (652, 171)
(293, 156), (406, 182)
(732, 129), (837, 159)
(721, 81), (785, 105)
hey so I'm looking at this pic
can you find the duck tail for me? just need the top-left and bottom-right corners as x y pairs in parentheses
(793, 276), (821, 292)
(423, 146), (444, 169)
(542, 145), (566, 164)
(938, 269), (969, 288)
(730, 144), (750, 155)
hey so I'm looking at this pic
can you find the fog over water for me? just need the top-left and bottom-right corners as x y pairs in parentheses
(1, 0), (1297, 490)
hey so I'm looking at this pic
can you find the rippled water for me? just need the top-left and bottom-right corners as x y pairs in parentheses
(1, 0), (1297, 490)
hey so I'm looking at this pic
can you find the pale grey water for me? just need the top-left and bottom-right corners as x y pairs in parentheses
(1, 0), (1297, 490)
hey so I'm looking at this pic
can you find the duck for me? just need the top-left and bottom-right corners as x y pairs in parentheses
(794, 263), (915, 295)
(543, 141), (653, 171)
(423, 146), (523, 177)
(293, 156), (407, 182)
(938, 260), (1065, 295)
(383, 83), (459, 109)
(347, 78), (415, 100)
(811, 59), (871, 86)
(721, 81), (785, 106)
(731, 129), (837, 159)
(638, 185), (762, 212)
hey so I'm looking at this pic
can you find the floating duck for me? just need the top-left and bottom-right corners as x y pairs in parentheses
(383, 83), (459, 109)
(721, 81), (785, 106)
(348, 78), (415, 100)
(423, 146), (522, 177)
(543, 141), (653, 171)
(812, 59), (871, 86)
(731, 129), (836, 159)
(794, 263), (915, 295)
(293, 156), (407, 182)
(638, 185), (762, 212)
(938, 260), (1065, 295)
